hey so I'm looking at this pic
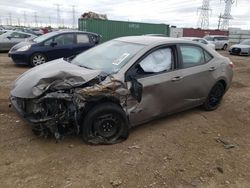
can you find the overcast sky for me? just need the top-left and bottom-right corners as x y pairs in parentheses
(0, 0), (249, 29)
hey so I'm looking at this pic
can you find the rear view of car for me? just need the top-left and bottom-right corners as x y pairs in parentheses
(204, 35), (229, 50)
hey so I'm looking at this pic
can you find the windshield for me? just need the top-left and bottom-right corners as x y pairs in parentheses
(71, 40), (145, 74)
(33, 32), (58, 43)
(240, 40), (250, 45)
(204, 36), (213, 41)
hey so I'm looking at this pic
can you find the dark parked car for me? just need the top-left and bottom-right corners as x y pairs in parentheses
(10, 36), (233, 144)
(8, 30), (100, 66)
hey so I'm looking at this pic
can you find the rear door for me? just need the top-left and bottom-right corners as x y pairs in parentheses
(44, 33), (76, 60)
(73, 33), (94, 55)
(174, 44), (216, 109)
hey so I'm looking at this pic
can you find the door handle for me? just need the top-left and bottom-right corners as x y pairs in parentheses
(209, 67), (217, 71)
(171, 76), (183, 81)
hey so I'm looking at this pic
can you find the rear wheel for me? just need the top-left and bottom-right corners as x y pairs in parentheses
(222, 44), (228, 50)
(81, 103), (129, 144)
(30, 53), (47, 67)
(203, 82), (225, 111)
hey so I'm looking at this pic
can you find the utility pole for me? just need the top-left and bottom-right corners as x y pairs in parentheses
(34, 12), (38, 27)
(48, 16), (51, 26)
(220, 0), (236, 30)
(23, 11), (27, 27)
(6, 18), (9, 25)
(0, 16), (2, 26)
(197, 0), (211, 29)
(71, 5), (76, 29)
(218, 13), (222, 29)
(17, 18), (20, 26)
(9, 12), (12, 25)
(54, 4), (62, 28)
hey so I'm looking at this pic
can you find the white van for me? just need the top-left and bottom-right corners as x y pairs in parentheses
(203, 35), (229, 50)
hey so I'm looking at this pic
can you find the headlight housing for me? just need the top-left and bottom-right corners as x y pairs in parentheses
(17, 44), (31, 52)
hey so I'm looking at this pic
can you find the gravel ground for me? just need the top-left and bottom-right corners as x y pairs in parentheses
(0, 51), (249, 188)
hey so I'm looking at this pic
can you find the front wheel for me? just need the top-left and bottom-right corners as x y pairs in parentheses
(81, 103), (129, 145)
(30, 53), (47, 67)
(203, 82), (225, 111)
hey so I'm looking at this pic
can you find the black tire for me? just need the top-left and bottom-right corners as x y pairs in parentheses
(222, 44), (228, 50)
(81, 103), (129, 145)
(203, 82), (225, 111)
(30, 53), (47, 67)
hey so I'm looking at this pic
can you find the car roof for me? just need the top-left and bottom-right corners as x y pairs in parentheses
(205, 35), (228, 37)
(54, 30), (100, 36)
(114, 36), (189, 45)
(181, 37), (203, 40)
(5, 30), (36, 36)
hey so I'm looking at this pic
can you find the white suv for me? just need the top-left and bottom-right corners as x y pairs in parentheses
(203, 35), (229, 50)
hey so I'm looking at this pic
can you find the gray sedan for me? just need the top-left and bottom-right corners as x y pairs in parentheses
(229, 39), (250, 56)
(10, 36), (234, 144)
(0, 30), (36, 51)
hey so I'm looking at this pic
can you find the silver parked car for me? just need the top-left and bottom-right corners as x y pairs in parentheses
(10, 36), (234, 144)
(0, 30), (36, 51)
(228, 39), (250, 56)
(181, 37), (215, 49)
(203, 35), (229, 50)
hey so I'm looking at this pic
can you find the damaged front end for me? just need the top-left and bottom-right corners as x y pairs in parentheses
(11, 91), (79, 138)
(10, 74), (133, 140)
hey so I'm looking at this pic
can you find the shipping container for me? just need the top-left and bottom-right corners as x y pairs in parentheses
(183, 28), (228, 38)
(78, 19), (169, 42)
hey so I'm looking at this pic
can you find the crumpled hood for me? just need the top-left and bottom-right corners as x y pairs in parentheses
(11, 59), (102, 98)
(231, 44), (250, 49)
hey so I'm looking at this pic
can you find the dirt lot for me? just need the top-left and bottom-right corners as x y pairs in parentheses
(0, 51), (249, 188)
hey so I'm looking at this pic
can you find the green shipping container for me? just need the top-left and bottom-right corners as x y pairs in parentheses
(78, 19), (169, 43)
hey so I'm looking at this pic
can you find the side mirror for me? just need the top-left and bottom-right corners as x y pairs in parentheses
(50, 41), (57, 47)
(129, 76), (143, 102)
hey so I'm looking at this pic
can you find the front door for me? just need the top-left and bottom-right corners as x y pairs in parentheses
(126, 46), (186, 125)
(45, 33), (75, 60)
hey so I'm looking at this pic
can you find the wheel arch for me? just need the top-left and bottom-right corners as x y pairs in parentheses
(30, 52), (48, 66)
(79, 96), (126, 124)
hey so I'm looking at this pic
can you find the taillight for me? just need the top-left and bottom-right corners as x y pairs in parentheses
(229, 62), (234, 69)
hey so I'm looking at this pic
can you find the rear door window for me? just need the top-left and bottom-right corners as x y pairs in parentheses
(10, 32), (28, 38)
(76, 34), (90, 44)
(54, 34), (75, 45)
(180, 46), (205, 68)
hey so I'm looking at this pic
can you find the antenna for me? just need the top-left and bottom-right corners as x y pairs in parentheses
(197, 0), (211, 29)
(220, 0), (236, 30)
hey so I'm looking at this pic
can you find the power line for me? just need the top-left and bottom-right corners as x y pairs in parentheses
(8, 12), (12, 25)
(54, 4), (62, 27)
(23, 11), (27, 27)
(71, 5), (76, 29)
(34, 12), (38, 27)
(197, 0), (211, 29)
(220, 0), (236, 30)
